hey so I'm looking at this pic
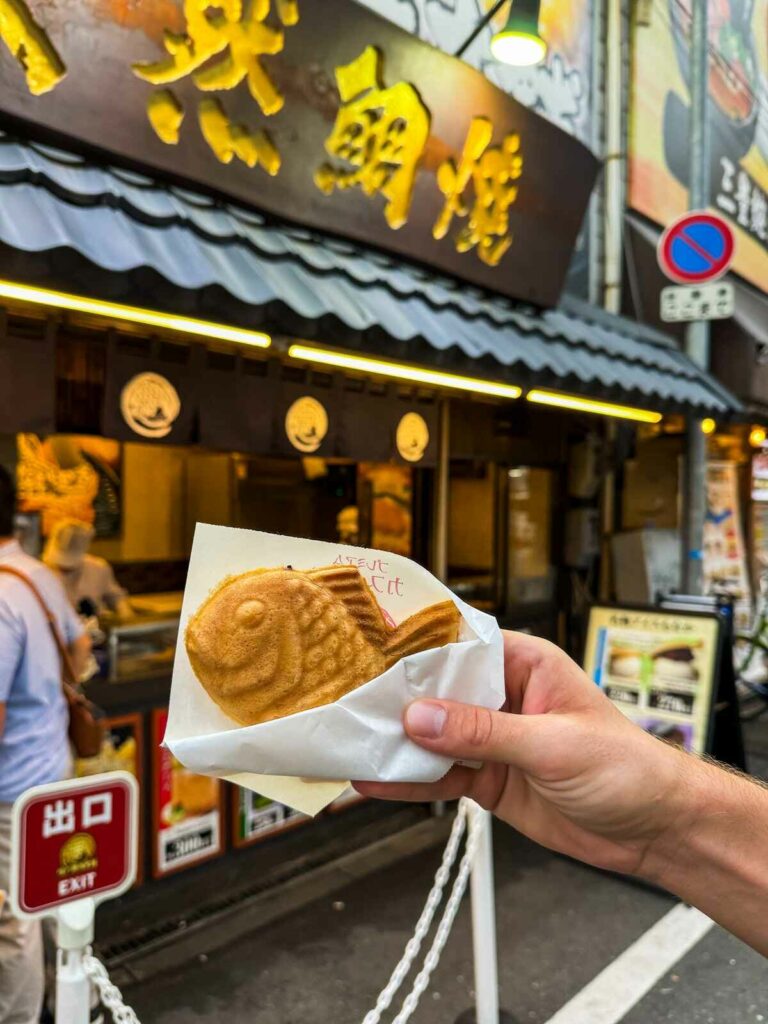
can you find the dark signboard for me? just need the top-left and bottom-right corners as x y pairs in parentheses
(103, 337), (200, 444)
(0, 0), (598, 307)
(0, 331), (54, 435)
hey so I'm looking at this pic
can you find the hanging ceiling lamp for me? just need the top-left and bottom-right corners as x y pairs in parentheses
(490, 0), (548, 67)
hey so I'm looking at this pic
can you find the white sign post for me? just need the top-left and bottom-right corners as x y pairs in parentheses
(10, 772), (138, 1024)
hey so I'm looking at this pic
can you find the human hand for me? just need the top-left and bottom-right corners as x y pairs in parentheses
(355, 631), (691, 877)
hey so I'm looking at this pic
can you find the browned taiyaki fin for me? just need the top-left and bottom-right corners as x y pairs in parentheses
(384, 600), (460, 668)
(306, 565), (388, 646)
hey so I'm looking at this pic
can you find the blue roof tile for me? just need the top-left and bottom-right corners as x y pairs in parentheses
(0, 133), (739, 414)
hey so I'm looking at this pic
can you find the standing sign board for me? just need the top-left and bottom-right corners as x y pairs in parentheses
(152, 709), (223, 877)
(11, 773), (137, 918)
(583, 606), (720, 755)
(657, 212), (735, 284)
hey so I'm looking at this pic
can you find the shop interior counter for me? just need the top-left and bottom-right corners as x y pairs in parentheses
(86, 592), (182, 714)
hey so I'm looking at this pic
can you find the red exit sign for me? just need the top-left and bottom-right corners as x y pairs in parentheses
(11, 773), (138, 917)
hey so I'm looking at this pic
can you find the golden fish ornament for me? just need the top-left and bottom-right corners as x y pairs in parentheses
(185, 565), (460, 725)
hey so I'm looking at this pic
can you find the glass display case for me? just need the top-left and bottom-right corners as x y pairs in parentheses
(106, 616), (179, 683)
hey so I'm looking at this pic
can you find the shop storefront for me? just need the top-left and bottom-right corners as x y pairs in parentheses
(0, 0), (737, 941)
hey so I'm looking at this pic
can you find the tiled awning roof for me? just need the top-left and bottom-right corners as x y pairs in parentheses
(0, 134), (740, 415)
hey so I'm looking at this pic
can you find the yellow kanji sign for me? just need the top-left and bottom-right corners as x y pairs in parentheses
(0, 0), (65, 95)
(315, 46), (430, 230)
(132, 0), (298, 174)
(433, 116), (523, 266)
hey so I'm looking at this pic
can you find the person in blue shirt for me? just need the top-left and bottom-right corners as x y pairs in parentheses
(0, 466), (91, 1024)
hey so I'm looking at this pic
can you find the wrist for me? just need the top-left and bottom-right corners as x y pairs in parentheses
(635, 748), (712, 889)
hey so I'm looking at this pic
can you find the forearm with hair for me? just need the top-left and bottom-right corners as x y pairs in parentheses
(640, 753), (768, 957)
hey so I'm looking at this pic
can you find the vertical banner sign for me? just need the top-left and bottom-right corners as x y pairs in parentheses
(751, 451), (768, 502)
(152, 709), (223, 877)
(703, 461), (752, 630)
(583, 606), (720, 755)
(630, 0), (768, 294)
(11, 772), (137, 917)
(232, 789), (308, 848)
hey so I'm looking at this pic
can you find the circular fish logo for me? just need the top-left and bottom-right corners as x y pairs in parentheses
(120, 372), (181, 439)
(285, 396), (329, 453)
(396, 412), (429, 462)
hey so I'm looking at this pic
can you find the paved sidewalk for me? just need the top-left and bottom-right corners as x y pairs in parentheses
(120, 717), (768, 1023)
(122, 819), (764, 1024)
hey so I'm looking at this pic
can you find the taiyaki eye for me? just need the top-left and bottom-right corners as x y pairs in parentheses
(236, 599), (266, 627)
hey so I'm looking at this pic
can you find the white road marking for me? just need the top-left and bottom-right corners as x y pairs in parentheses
(543, 903), (715, 1024)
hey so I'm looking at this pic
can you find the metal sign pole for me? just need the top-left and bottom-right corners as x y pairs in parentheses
(681, 0), (710, 594)
(456, 804), (516, 1024)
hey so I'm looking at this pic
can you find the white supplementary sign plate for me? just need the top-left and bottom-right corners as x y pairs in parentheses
(660, 282), (735, 322)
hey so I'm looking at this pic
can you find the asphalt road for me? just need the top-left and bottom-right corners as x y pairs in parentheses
(122, 821), (765, 1024)
(119, 717), (768, 1023)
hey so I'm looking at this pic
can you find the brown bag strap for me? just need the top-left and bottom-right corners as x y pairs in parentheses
(0, 564), (79, 690)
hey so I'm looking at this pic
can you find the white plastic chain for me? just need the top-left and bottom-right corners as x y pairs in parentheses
(82, 954), (140, 1024)
(363, 797), (480, 1024)
(78, 799), (478, 1024)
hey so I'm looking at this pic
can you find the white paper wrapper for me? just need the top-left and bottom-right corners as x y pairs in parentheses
(165, 524), (505, 814)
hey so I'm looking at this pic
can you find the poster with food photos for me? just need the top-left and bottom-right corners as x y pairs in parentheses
(232, 789), (308, 848)
(583, 607), (720, 755)
(704, 461), (752, 630)
(74, 713), (144, 885)
(152, 708), (223, 877)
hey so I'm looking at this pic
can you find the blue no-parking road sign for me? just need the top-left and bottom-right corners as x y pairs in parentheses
(657, 212), (735, 285)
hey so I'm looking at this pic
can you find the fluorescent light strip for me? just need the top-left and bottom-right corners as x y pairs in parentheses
(288, 344), (522, 399)
(0, 279), (271, 349)
(526, 388), (662, 423)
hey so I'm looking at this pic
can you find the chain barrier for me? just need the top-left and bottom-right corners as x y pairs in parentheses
(364, 797), (479, 1024)
(82, 955), (140, 1024)
(76, 799), (479, 1024)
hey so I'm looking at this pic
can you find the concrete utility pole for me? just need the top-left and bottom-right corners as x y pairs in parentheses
(681, 0), (710, 593)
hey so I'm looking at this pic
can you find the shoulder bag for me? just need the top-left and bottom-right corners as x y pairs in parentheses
(0, 565), (106, 758)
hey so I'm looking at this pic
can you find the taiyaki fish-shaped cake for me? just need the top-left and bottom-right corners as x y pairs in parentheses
(185, 565), (461, 725)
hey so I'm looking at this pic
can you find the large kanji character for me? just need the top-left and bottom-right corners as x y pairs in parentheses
(132, 0), (298, 174)
(0, 0), (65, 95)
(433, 116), (523, 267)
(315, 46), (430, 230)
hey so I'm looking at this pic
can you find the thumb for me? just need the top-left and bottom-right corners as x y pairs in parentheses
(404, 699), (550, 773)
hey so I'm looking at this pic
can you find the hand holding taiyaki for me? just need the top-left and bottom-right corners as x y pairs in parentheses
(185, 565), (461, 726)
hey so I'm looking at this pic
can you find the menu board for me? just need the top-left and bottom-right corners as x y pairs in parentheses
(74, 712), (144, 885)
(232, 789), (308, 848)
(152, 709), (223, 877)
(584, 606), (721, 755)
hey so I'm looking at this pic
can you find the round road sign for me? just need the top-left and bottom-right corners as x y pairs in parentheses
(657, 212), (735, 285)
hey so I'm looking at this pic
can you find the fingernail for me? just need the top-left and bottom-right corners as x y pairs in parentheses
(405, 701), (447, 739)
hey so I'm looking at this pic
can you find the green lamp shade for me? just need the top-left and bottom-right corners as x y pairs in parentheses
(491, 0), (548, 66)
